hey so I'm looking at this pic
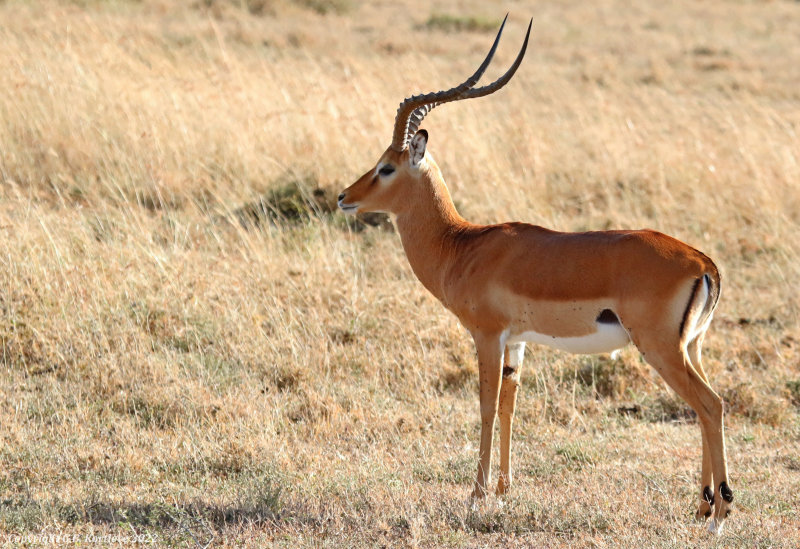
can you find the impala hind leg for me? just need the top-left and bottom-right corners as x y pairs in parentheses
(642, 346), (732, 534)
(686, 334), (715, 521)
(497, 342), (525, 496)
(470, 331), (504, 500)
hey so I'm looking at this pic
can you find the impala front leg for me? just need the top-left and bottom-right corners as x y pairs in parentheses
(497, 342), (524, 496)
(470, 331), (505, 500)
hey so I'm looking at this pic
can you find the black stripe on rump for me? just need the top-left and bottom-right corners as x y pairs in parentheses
(679, 277), (704, 339)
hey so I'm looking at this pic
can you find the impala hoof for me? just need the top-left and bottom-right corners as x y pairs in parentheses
(495, 476), (511, 497)
(695, 500), (713, 522)
(470, 486), (488, 502)
(707, 517), (724, 536)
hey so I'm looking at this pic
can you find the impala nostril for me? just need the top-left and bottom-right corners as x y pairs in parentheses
(338, 193), (346, 202)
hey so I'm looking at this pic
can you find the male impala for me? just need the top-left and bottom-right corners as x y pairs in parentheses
(338, 16), (733, 534)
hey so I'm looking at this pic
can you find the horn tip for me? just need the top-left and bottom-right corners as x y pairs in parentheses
(499, 13), (508, 31)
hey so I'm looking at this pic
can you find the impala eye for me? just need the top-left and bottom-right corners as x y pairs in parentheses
(378, 165), (395, 177)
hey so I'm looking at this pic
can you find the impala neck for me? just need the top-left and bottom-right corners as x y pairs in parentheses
(392, 158), (467, 302)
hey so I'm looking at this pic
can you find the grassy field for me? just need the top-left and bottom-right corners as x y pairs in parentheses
(1, 0), (799, 546)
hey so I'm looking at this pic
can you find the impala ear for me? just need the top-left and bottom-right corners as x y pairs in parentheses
(408, 130), (428, 167)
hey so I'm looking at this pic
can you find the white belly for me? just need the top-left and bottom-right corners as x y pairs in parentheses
(506, 322), (630, 355)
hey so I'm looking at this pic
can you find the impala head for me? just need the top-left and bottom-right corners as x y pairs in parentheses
(338, 15), (532, 217)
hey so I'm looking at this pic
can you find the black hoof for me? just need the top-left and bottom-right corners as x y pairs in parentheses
(720, 481), (734, 503)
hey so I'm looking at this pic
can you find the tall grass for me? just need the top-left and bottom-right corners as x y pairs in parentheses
(1, 0), (799, 546)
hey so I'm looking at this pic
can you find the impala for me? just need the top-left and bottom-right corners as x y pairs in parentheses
(338, 16), (733, 534)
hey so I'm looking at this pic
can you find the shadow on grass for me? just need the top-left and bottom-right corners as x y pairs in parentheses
(0, 472), (312, 537)
(0, 494), (334, 546)
(79, 500), (280, 530)
(0, 495), (293, 529)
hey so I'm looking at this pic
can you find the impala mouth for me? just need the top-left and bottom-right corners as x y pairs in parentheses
(338, 200), (359, 215)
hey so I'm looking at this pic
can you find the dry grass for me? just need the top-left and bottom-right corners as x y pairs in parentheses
(1, 0), (799, 546)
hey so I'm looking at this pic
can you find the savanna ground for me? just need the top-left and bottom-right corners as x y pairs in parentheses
(1, 0), (799, 546)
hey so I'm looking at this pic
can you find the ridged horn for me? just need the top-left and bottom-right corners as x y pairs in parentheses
(390, 15), (532, 152)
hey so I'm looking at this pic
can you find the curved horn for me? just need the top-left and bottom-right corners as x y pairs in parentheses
(390, 16), (532, 152)
(389, 14), (509, 152)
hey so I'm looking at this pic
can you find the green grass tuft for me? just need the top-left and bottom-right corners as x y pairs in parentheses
(425, 13), (500, 33)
